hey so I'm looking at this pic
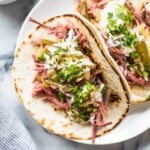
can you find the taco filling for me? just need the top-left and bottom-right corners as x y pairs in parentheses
(78, 0), (150, 87)
(30, 18), (116, 143)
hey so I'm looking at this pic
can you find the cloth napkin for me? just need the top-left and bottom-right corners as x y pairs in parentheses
(0, 104), (37, 150)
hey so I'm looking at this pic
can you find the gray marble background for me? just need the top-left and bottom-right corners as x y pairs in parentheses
(0, 0), (150, 150)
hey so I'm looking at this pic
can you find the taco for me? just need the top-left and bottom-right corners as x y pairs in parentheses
(77, 0), (150, 103)
(12, 14), (129, 143)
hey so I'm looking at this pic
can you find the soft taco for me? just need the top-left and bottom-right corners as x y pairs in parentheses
(77, 0), (150, 103)
(12, 14), (129, 143)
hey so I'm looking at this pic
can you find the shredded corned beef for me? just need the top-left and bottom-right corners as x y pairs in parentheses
(101, 31), (108, 41)
(95, 122), (112, 126)
(90, 0), (109, 9)
(32, 82), (71, 109)
(30, 17), (89, 49)
(97, 0), (109, 9)
(114, 55), (127, 75)
(109, 47), (125, 57)
(92, 123), (97, 143)
(109, 47), (127, 76)
(92, 0), (102, 2)
(110, 51), (147, 85)
(125, 0), (143, 24)
(126, 71), (145, 85)
(34, 62), (45, 71)
(74, 28), (90, 48)
(32, 83), (44, 97)
(49, 23), (73, 39)
(112, 52), (146, 85)
(88, 6), (97, 16)
(88, 0), (109, 17)
(108, 47), (147, 85)
(145, 80), (150, 85)
(29, 17), (52, 30)
(32, 58), (70, 109)
(32, 56), (48, 81)
(30, 17), (74, 39)
(144, 10), (150, 27)
(91, 101), (112, 143)
(143, 8), (150, 26)
(33, 57), (47, 74)
(43, 88), (71, 109)
(99, 101), (106, 119)
(142, 3), (150, 31)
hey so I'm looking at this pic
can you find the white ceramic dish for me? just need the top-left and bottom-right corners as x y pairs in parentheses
(15, 0), (150, 145)
(0, 0), (16, 5)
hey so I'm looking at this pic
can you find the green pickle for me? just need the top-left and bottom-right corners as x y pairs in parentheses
(41, 39), (54, 45)
(79, 1), (90, 20)
(136, 41), (150, 71)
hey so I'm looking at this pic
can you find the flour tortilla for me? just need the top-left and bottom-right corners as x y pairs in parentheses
(12, 14), (129, 141)
(76, 0), (150, 103)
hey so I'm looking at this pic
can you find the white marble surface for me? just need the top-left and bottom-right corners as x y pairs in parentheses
(0, 1), (150, 150)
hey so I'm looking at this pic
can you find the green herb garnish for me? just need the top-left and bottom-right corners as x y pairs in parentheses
(70, 84), (78, 93)
(85, 81), (96, 91)
(72, 82), (95, 107)
(123, 33), (139, 48)
(54, 48), (63, 55)
(107, 4), (139, 48)
(37, 54), (46, 62)
(79, 109), (90, 121)
(52, 64), (81, 83)
(107, 18), (128, 36)
(107, 12), (113, 19)
(131, 51), (140, 59)
(69, 107), (93, 122)
(115, 4), (134, 24)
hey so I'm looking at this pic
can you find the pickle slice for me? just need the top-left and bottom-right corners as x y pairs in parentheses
(136, 41), (150, 71)
(41, 39), (54, 45)
(78, 0), (90, 20)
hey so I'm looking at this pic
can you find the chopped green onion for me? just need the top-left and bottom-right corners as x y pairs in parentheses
(123, 33), (139, 48)
(131, 51), (140, 59)
(85, 81), (95, 91)
(54, 48), (63, 55)
(92, 108), (97, 113)
(115, 4), (134, 24)
(70, 85), (78, 93)
(107, 4), (138, 48)
(52, 64), (81, 83)
(37, 54), (46, 62)
(107, 18), (128, 36)
(72, 82), (95, 107)
(107, 12), (113, 19)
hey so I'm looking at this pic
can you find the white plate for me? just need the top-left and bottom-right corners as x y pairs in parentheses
(0, 0), (16, 5)
(16, 0), (150, 145)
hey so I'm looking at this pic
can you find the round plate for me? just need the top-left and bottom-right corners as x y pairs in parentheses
(15, 0), (150, 145)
